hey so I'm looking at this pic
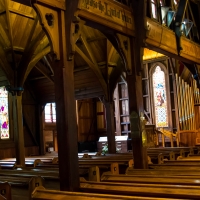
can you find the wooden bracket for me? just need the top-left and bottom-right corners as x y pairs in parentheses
(68, 18), (84, 60)
(116, 33), (132, 74)
(32, 3), (60, 60)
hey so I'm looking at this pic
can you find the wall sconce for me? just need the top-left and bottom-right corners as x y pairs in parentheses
(161, 6), (176, 27)
(180, 19), (193, 36)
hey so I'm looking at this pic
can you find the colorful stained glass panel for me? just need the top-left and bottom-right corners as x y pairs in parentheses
(151, 0), (157, 19)
(152, 66), (168, 127)
(0, 87), (9, 139)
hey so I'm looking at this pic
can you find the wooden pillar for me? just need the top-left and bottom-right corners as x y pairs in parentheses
(53, 131), (58, 152)
(104, 101), (116, 154)
(38, 105), (45, 155)
(127, 74), (148, 169)
(54, 59), (79, 191)
(127, 0), (147, 169)
(113, 84), (121, 136)
(53, 11), (79, 191)
(13, 94), (25, 167)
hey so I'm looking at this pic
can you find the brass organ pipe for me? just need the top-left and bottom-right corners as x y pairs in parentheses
(176, 74), (182, 130)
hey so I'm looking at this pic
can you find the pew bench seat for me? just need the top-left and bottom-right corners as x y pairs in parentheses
(31, 187), (184, 200)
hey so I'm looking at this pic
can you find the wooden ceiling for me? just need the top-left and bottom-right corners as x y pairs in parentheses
(0, 0), (194, 104)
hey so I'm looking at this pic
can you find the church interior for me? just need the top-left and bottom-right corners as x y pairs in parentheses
(1, 0), (200, 199)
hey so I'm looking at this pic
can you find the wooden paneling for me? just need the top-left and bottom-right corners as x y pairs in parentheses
(179, 131), (198, 147)
(77, 99), (97, 142)
(0, 146), (39, 159)
(195, 106), (200, 130)
(180, 36), (200, 64)
(146, 18), (177, 55)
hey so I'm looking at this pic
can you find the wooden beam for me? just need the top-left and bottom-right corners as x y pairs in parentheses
(0, 46), (14, 85)
(43, 56), (54, 75)
(9, 7), (35, 20)
(108, 46), (116, 62)
(55, 9), (79, 191)
(12, 0), (31, 7)
(5, 0), (16, 68)
(13, 95), (25, 167)
(87, 36), (107, 43)
(23, 111), (39, 146)
(21, 46), (51, 85)
(18, 31), (46, 85)
(128, 0), (148, 169)
(79, 33), (98, 66)
(75, 45), (108, 100)
(104, 100), (116, 154)
(35, 61), (54, 83)
(0, 9), (6, 15)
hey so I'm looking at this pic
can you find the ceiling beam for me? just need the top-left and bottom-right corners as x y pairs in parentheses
(5, 0), (16, 68)
(21, 46), (51, 85)
(12, 0), (31, 7)
(35, 61), (54, 83)
(86, 36), (107, 43)
(9, 7), (35, 20)
(75, 45), (108, 100)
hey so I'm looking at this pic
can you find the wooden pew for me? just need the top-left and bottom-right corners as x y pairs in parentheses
(31, 186), (185, 200)
(0, 182), (11, 200)
(149, 164), (200, 170)
(163, 159), (200, 165)
(0, 176), (44, 200)
(35, 159), (131, 174)
(0, 159), (42, 169)
(79, 179), (200, 199)
(126, 167), (200, 176)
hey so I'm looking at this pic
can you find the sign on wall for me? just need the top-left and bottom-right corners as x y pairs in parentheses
(77, 0), (134, 35)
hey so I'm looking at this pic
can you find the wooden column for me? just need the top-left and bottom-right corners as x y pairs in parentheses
(113, 84), (121, 136)
(127, 0), (148, 169)
(53, 11), (79, 191)
(13, 94), (25, 167)
(37, 105), (45, 155)
(104, 101), (116, 154)
(127, 74), (148, 169)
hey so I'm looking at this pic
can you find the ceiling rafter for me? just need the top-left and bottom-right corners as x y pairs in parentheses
(0, 46), (14, 85)
(9, 7), (35, 20)
(108, 45), (116, 62)
(75, 45), (108, 100)
(43, 55), (54, 75)
(35, 61), (54, 83)
(21, 46), (51, 85)
(79, 33), (98, 65)
(5, 0), (16, 68)
(18, 30), (46, 85)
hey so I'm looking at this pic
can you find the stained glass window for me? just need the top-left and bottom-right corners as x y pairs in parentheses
(151, 0), (158, 19)
(45, 103), (56, 123)
(152, 66), (168, 127)
(0, 87), (9, 139)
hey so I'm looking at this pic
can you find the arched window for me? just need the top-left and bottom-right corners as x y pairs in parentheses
(152, 65), (168, 127)
(0, 87), (9, 139)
